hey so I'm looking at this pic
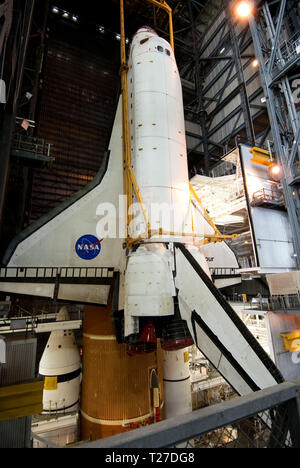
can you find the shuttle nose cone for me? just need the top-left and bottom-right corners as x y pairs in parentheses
(136, 25), (157, 35)
(56, 305), (69, 321)
(132, 25), (158, 42)
(39, 306), (81, 376)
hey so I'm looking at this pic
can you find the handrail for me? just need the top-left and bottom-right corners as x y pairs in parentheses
(12, 134), (53, 159)
(74, 377), (300, 448)
(0, 266), (114, 283)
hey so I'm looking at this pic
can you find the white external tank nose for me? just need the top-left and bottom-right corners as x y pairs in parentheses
(39, 306), (81, 414)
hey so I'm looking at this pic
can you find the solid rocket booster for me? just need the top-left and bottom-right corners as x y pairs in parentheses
(39, 306), (81, 413)
(163, 347), (192, 418)
(163, 347), (193, 448)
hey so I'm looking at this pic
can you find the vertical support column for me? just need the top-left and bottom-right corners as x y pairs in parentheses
(0, 0), (35, 231)
(263, 3), (298, 137)
(227, 10), (255, 146)
(287, 394), (300, 448)
(187, 0), (210, 174)
(248, 11), (300, 266)
(119, 0), (131, 240)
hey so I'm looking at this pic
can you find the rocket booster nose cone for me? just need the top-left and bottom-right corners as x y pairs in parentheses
(56, 306), (70, 322)
(39, 307), (80, 376)
(39, 330), (81, 376)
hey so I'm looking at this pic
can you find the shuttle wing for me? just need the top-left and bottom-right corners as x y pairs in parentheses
(1, 98), (125, 304)
(173, 243), (284, 395)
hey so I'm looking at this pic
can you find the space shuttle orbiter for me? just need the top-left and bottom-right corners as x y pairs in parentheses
(1, 27), (284, 398)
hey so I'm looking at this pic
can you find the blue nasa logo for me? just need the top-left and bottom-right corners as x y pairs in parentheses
(75, 234), (103, 260)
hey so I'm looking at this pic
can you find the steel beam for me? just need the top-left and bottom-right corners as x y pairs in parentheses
(0, 0), (35, 226)
(249, 11), (300, 266)
(267, 0), (286, 74)
(227, 9), (255, 146)
(187, 0), (210, 174)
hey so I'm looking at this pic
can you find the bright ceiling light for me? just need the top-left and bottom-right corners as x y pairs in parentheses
(252, 58), (259, 67)
(62, 11), (69, 18)
(268, 163), (282, 181)
(271, 164), (281, 175)
(234, 1), (253, 19)
(52, 6), (59, 13)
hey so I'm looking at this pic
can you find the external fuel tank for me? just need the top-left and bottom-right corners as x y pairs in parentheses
(80, 291), (164, 440)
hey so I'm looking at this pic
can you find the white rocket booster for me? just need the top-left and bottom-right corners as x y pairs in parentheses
(163, 347), (192, 418)
(1, 27), (284, 399)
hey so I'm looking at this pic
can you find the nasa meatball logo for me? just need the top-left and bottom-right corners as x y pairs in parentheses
(75, 234), (103, 260)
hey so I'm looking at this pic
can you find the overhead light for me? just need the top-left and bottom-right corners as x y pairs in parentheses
(271, 164), (280, 176)
(72, 15), (78, 22)
(261, 97), (266, 103)
(62, 11), (69, 18)
(268, 163), (282, 181)
(52, 6), (59, 13)
(234, 1), (254, 19)
(126, 38), (129, 44)
(252, 58), (259, 67)
(116, 33), (121, 41)
(98, 26), (105, 33)
(220, 47), (225, 54)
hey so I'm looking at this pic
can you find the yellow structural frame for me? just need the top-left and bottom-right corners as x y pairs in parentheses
(280, 330), (300, 353)
(189, 182), (238, 245)
(144, 0), (174, 51)
(120, 0), (173, 245)
(250, 146), (273, 167)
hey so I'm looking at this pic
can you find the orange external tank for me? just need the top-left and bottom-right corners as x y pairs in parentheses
(80, 297), (164, 440)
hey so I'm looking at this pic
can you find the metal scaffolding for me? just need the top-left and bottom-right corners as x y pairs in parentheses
(248, 1), (300, 265)
(178, 2), (267, 173)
